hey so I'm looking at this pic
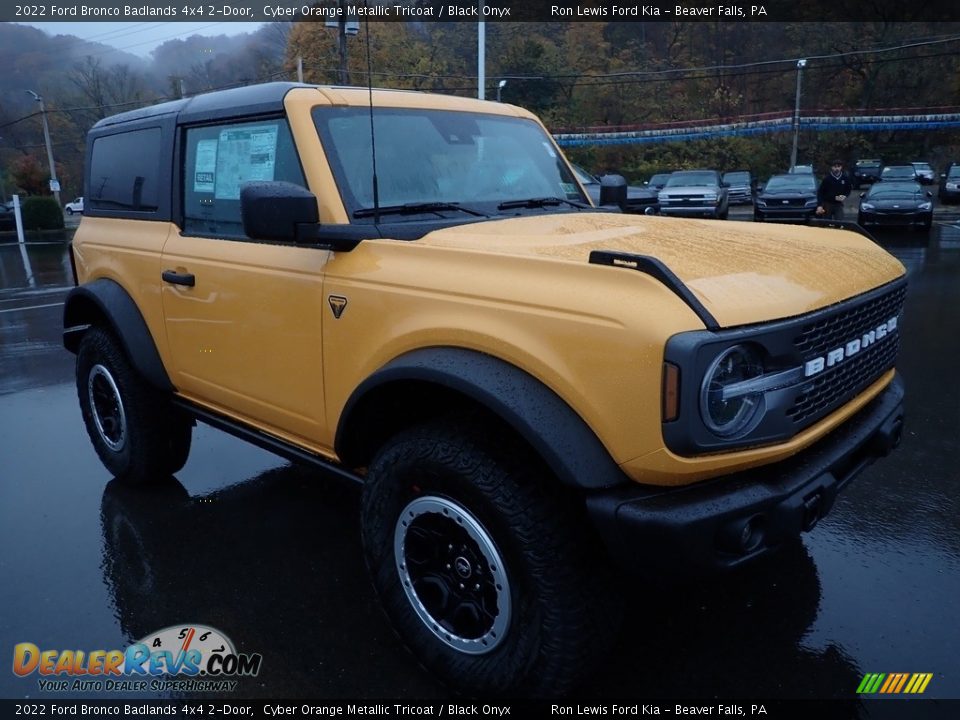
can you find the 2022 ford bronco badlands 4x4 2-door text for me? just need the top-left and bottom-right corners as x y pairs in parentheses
(64, 83), (907, 696)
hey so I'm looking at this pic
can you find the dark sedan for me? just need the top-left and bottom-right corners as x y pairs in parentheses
(753, 174), (818, 222)
(572, 164), (659, 215)
(940, 163), (960, 204)
(857, 181), (933, 231)
(645, 172), (674, 192)
(853, 159), (882, 188)
(0, 202), (16, 232)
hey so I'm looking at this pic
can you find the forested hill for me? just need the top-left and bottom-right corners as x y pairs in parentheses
(2, 20), (959, 198)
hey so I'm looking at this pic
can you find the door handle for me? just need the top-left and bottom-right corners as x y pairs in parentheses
(162, 270), (196, 287)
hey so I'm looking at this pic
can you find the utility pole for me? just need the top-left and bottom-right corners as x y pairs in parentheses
(478, 13), (485, 100)
(338, 14), (349, 85)
(26, 90), (60, 207)
(790, 59), (807, 171)
(326, 0), (357, 85)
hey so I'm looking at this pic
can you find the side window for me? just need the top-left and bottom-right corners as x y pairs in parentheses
(183, 118), (305, 238)
(89, 128), (162, 212)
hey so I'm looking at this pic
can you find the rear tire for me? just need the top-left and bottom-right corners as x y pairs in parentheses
(360, 420), (621, 696)
(76, 327), (192, 483)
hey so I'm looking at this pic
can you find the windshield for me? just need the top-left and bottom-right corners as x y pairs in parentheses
(882, 166), (915, 178)
(313, 107), (585, 216)
(648, 173), (670, 186)
(723, 172), (749, 183)
(764, 176), (815, 192)
(866, 182), (922, 199)
(665, 172), (718, 188)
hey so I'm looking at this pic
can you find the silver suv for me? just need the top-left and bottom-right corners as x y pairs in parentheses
(658, 169), (729, 219)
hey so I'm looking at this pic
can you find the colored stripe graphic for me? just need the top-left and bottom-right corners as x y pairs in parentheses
(858, 672), (932, 694)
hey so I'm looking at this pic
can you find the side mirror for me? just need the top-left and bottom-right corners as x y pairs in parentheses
(241, 181), (319, 243)
(599, 174), (628, 210)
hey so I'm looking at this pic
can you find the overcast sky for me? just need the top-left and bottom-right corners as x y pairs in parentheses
(20, 21), (266, 56)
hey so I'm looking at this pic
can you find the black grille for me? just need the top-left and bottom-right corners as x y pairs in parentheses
(787, 285), (906, 424)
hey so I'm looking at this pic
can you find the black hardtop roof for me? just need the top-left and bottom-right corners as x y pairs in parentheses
(92, 82), (310, 129)
(92, 81), (457, 130)
(91, 81), (439, 130)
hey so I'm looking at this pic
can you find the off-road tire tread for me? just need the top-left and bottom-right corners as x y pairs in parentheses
(360, 419), (622, 697)
(76, 327), (191, 483)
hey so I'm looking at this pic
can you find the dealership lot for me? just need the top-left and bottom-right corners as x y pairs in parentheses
(1, 226), (958, 701)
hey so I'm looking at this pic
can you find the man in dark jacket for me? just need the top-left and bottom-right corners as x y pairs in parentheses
(817, 159), (853, 220)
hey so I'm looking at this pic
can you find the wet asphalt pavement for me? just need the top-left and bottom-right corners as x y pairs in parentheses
(1, 221), (958, 709)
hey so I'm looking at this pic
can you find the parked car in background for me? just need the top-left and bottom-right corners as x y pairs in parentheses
(658, 169), (729, 219)
(911, 162), (935, 185)
(853, 159), (883, 188)
(65, 197), (84, 215)
(858, 181), (933, 231)
(645, 172), (674, 192)
(939, 163), (960, 203)
(753, 173), (818, 223)
(0, 201), (16, 231)
(788, 164), (814, 176)
(722, 170), (753, 205)
(880, 165), (917, 183)
(571, 164), (659, 215)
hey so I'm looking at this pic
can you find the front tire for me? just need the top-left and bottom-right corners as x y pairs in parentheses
(77, 327), (192, 483)
(360, 421), (620, 696)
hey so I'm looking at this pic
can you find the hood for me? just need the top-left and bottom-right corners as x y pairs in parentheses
(416, 213), (905, 328)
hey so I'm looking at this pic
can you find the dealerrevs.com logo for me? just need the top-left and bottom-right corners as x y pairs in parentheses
(13, 624), (262, 693)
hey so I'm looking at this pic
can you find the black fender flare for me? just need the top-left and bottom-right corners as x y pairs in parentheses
(336, 347), (629, 490)
(63, 278), (174, 393)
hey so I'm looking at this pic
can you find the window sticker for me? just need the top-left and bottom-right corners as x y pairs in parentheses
(194, 139), (218, 193)
(214, 124), (279, 200)
(560, 183), (577, 195)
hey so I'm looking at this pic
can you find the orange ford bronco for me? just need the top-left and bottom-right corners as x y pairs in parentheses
(64, 83), (906, 695)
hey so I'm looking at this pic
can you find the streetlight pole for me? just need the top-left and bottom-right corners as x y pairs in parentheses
(26, 90), (61, 207)
(790, 59), (807, 171)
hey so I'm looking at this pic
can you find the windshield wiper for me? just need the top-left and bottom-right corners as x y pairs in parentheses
(497, 197), (590, 211)
(353, 202), (489, 219)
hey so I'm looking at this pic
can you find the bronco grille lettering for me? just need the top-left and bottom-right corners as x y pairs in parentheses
(803, 316), (898, 377)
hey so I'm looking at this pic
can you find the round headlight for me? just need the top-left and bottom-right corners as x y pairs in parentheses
(700, 344), (765, 437)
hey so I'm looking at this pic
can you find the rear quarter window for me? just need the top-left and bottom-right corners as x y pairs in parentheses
(88, 128), (163, 213)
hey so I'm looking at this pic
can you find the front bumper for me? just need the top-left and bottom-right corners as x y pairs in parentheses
(660, 204), (723, 217)
(859, 211), (932, 227)
(755, 207), (816, 221)
(586, 374), (904, 575)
